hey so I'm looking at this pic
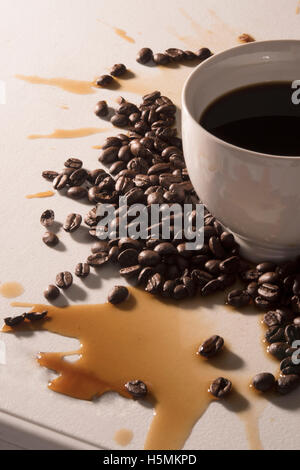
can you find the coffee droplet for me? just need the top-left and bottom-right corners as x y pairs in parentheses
(114, 429), (133, 446)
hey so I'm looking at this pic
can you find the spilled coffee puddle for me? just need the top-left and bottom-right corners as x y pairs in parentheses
(4, 288), (265, 450)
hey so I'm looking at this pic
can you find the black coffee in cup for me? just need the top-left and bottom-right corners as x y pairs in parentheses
(200, 81), (300, 156)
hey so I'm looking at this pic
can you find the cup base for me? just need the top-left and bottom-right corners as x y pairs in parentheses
(234, 233), (300, 263)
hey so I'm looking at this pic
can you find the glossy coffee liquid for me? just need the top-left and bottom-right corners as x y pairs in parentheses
(200, 82), (300, 156)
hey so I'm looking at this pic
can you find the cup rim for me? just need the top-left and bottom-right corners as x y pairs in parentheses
(182, 39), (300, 160)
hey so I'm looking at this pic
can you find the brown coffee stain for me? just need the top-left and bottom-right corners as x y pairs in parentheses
(174, 8), (238, 52)
(26, 191), (55, 199)
(0, 282), (24, 299)
(4, 288), (272, 450)
(238, 33), (255, 44)
(114, 429), (133, 446)
(28, 128), (108, 140)
(16, 75), (96, 95)
(113, 27), (135, 44)
(297, 1), (300, 14)
(60, 105), (69, 110)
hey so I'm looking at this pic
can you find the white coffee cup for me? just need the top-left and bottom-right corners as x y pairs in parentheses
(182, 40), (300, 263)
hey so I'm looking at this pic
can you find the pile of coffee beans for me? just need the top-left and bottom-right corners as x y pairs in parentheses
(136, 47), (212, 66)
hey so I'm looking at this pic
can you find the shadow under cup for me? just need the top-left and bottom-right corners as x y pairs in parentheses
(182, 40), (300, 263)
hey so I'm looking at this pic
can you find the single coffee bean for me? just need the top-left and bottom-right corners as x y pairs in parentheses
(110, 63), (127, 77)
(136, 47), (153, 64)
(165, 48), (185, 61)
(42, 231), (59, 247)
(291, 295), (300, 313)
(154, 242), (177, 256)
(258, 272), (280, 285)
(64, 157), (82, 169)
(67, 186), (87, 199)
(118, 248), (139, 267)
(42, 170), (59, 181)
(218, 273), (236, 288)
(246, 282), (258, 298)
(138, 250), (161, 267)
(25, 311), (48, 321)
(251, 372), (275, 392)
(257, 283), (280, 302)
(55, 271), (73, 289)
(219, 256), (240, 274)
(256, 262), (276, 274)
(198, 335), (224, 358)
(119, 265), (142, 279)
(209, 236), (226, 259)
(267, 342), (289, 360)
(265, 325), (285, 343)
(69, 168), (88, 186)
(191, 269), (213, 287)
(108, 246), (119, 263)
(108, 285), (129, 304)
(87, 252), (109, 267)
(153, 53), (170, 65)
(145, 273), (163, 294)
(95, 100), (109, 118)
(111, 113), (129, 128)
(125, 380), (147, 398)
(263, 309), (291, 327)
(209, 377), (232, 398)
(91, 241), (109, 253)
(201, 279), (222, 296)
(205, 259), (220, 276)
(4, 315), (25, 327)
(63, 213), (82, 232)
(44, 285), (60, 301)
(196, 47), (212, 61)
(75, 263), (90, 278)
(220, 231), (235, 250)
(240, 269), (260, 282)
(254, 295), (274, 311)
(227, 289), (251, 308)
(40, 209), (55, 227)
(53, 173), (68, 190)
(96, 74), (114, 87)
(173, 284), (189, 300)
(184, 50), (197, 60)
(276, 374), (300, 394)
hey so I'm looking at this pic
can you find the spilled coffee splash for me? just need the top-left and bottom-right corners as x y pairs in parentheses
(4, 288), (265, 450)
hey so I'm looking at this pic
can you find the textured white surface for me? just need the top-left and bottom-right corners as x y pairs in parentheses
(0, 0), (300, 450)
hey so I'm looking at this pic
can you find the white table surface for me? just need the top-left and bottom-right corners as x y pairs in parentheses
(1, 0), (300, 450)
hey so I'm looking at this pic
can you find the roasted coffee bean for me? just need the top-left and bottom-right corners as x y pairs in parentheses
(280, 356), (300, 376)
(267, 342), (289, 361)
(220, 232), (235, 250)
(153, 53), (170, 65)
(55, 271), (73, 289)
(44, 285), (60, 301)
(184, 50), (197, 60)
(165, 48), (185, 61)
(136, 48), (153, 64)
(218, 273), (236, 288)
(53, 173), (68, 190)
(246, 282), (258, 298)
(118, 248), (139, 267)
(258, 272), (280, 285)
(154, 242), (177, 256)
(108, 285), (129, 304)
(91, 241), (109, 253)
(40, 209), (55, 227)
(163, 188), (185, 203)
(67, 186), (87, 199)
(118, 237), (143, 251)
(276, 374), (300, 395)
(42, 231), (59, 247)
(219, 256), (240, 274)
(227, 289), (251, 308)
(125, 380), (147, 398)
(291, 295), (300, 313)
(240, 269), (260, 282)
(285, 324), (300, 344)
(125, 187), (145, 204)
(102, 136), (122, 149)
(143, 90), (161, 102)
(119, 265), (142, 279)
(94, 100), (109, 118)
(63, 213), (82, 232)
(110, 161), (127, 175)
(162, 279), (176, 297)
(209, 236), (226, 259)
(42, 170), (59, 181)
(96, 74), (114, 87)
(145, 273), (163, 294)
(265, 326), (285, 343)
(198, 335), (224, 358)
(205, 259), (220, 276)
(111, 113), (129, 128)
(191, 269), (213, 288)
(115, 176), (134, 194)
(108, 246), (119, 262)
(87, 252), (109, 267)
(4, 315), (25, 327)
(138, 250), (161, 267)
(209, 377), (232, 398)
(110, 63), (127, 77)
(263, 309), (291, 327)
(64, 157), (82, 169)
(256, 262), (276, 274)
(173, 284), (188, 299)
(251, 372), (275, 392)
(25, 311), (48, 321)
(196, 47), (212, 61)
(257, 283), (280, 302)
(75, 263), (90, 278)
(254, 296), (274, 311)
